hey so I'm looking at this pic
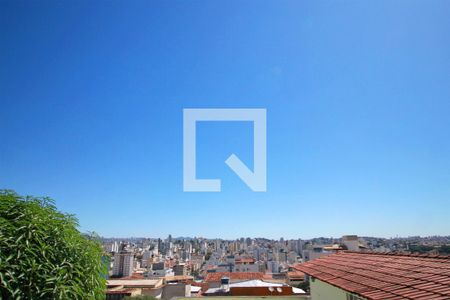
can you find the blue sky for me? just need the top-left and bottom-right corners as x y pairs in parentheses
(1, 0), (449, 239)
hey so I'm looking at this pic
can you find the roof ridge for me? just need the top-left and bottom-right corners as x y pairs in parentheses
(342, 250), (450, 259)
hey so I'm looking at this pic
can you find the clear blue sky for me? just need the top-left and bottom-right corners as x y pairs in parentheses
(1, 0), (449, 239)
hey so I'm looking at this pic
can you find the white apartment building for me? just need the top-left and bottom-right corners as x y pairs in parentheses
(112, 251), (134, 277)
(234, 257), (260, 272)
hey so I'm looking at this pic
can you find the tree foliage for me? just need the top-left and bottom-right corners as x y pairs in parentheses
(296, 280), (310, 293)
(0, 190), (107, 299)
(409, 244), (450, 255)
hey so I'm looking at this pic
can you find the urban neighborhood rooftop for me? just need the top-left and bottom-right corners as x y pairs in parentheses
(205, 272), (272, 282)
(296, 251), (450, 300)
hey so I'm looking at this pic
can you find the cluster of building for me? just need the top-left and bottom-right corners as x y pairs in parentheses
(102, 235), (450, 300)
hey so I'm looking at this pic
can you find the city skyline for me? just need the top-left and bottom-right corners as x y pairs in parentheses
(2, 1), (450, 239)
(98, 234), (450, 240)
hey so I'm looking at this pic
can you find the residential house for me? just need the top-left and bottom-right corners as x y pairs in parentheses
(296, 251), (450, 300)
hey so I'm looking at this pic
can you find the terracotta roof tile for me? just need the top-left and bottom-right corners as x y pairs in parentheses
(205, 272), (268, 282)
(296, 251), (450, 300)
(287, 271), (305, 279)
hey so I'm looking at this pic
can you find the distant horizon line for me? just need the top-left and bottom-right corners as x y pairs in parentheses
(97, 234), (450, 241)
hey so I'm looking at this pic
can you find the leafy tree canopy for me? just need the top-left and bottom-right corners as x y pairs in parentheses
(0, 190), (107, 299)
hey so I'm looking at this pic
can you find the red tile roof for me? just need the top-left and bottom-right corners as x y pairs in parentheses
(117, 273), (145, 280)
(236, 258), (256, 264)
(287, 271), (306, 279)
(296, 251), (450, 300)
(205, 272), (270, 282)
(290, 263), (305, 272)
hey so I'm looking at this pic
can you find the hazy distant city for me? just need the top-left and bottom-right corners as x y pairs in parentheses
(101, 234), (450, 298)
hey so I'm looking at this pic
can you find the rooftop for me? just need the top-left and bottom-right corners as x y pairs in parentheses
(236, 258), (256, 264)
(287, 271), (306, 280)
(204, 280), (306, 297)
(296, 251), (450, 300)
(107, 278), (163, 288)
(164, 275), (194, 282)
(205, 272), (271, 282)
(178, 297), (309, 300)
(229, 280), (283, 288)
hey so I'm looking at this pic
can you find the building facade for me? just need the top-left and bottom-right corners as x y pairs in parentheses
(112, 250), (134, 277)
